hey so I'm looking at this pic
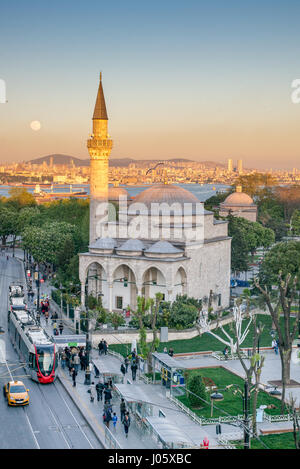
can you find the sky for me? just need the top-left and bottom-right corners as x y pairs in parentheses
(1, 0), (300, 169)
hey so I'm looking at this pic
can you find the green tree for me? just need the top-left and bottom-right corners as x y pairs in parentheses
(0, 206), (18, 247)
(187, 374), (207, 408)
(290, 210), (300, 236)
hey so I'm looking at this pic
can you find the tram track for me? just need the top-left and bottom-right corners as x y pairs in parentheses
(0, 255), (100, 449)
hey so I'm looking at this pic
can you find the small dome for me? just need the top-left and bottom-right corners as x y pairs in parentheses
(89, 237), (117, 251)
(108, 186), (130, 202)
(118, 239), (145, 251)
(144, 241), (184, 258)
(222, 191), (254, 206)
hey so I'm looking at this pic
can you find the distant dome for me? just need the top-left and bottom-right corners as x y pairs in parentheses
(222, 192), (254, 206)
(108, 186), (129, 202)
(89, 237), (116, 252)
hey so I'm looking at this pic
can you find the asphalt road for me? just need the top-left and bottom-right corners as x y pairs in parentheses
(0, 254), (103, 449)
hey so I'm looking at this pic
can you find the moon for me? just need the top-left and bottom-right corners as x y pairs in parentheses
(30, 120), (41, 131)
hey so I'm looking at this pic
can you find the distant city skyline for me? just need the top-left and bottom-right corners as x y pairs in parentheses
(1, 0), (300, 169)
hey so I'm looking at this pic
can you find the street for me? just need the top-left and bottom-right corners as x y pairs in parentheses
(0, 254), (103, 449)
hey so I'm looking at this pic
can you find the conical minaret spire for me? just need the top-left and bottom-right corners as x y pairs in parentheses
(93, 72), (108, 120)
(87, 73), (113, 244)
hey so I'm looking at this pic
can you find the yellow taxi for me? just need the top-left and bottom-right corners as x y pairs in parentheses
(3, 380), (30, 406)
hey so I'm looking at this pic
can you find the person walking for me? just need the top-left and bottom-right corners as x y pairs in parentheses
(120, 363), (126, 380)
(103, 406), (112, 428)
(96, 381), (104, 402)
(124, 356), (129, 373)
(272, 338), (278, 355)
(98, 340), (103, 356)
(123, 412), (131, 438)
(103, 341), (108, 356)
(104, 386), (112, 404)
(73, 353), (80, 373)
(131, 360), (137, 381)
(44, 310), (49, 325)
(61, 351), (67, 369)
(58, 322), (64, 335)
(120, 398), (126, 423)
(71, 367), (77, 387)
(53, 321), (58, 336)
(89, 382), (95, 402)
(112, 412), (118, 431)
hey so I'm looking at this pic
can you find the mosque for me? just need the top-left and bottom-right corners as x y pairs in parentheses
(219, 186), (257, 222)
(78, 75), (231, 312)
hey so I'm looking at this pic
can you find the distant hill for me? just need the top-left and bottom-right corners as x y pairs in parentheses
(30, 154), (89, 166)
(28, 154), (226, 169)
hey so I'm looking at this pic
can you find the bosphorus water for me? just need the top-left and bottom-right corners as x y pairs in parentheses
(0, 183), (230, 202)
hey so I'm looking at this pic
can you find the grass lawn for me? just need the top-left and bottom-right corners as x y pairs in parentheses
(109, 314), (295, 356)
(234, 432), (296, 449)
(176, 367), (284, 419)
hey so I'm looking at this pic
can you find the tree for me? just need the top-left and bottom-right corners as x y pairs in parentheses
(234, 173), (278, 198)
(254, 272), (300, 413)
(6, 187), (36, 209)
(197, 303), (253, 355)
(259, 241), (300, 288)
(228, 215), (275, 273)
(290, 209), (300, 236)
(108, 312), (125, 330)
(134, 293), (163, 373)
(187, 374), (207, 408)
(0, 206), (18, 247)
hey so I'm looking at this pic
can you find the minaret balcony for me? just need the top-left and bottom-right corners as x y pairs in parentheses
(87, 138), (113, 150)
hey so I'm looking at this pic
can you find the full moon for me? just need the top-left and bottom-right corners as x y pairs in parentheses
(30, 120), (41, 131)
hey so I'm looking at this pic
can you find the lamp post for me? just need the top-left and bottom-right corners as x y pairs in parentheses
(210, 391), (224, 417)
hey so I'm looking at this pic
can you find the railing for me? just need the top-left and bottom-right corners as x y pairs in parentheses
(168, 394), (203, 425)
(264, 413), (294, 423)
(108, 349), (124, 362)
(218, 432), (243, 449)
(104, 425), (122, 449)
(211, 351), (248, 361)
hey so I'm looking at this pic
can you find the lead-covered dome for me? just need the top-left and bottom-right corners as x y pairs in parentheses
(108, 186), (130, 202)
(222, 191), (254, 206)
(131, 184), (199, 206)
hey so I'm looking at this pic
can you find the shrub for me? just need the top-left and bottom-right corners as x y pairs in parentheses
(187, 374), (207, 408)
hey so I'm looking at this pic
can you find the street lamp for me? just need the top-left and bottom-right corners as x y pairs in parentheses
(210, 391), (224, 417)
(0, 326), (5, 334)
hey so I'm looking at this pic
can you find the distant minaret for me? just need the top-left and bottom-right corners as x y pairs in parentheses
(87, 73), (113, 244)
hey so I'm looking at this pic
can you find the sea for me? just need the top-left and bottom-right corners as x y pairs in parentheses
(0, 183), (230, 202)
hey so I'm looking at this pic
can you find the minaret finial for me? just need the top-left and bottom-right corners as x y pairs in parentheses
(100, 71), (102, 82)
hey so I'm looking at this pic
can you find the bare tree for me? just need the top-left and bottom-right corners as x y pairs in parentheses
(287, 395), (300, 449)
(254, 272), (300, 413)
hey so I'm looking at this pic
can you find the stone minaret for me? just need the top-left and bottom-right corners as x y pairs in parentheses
(87, 73), (113, 244)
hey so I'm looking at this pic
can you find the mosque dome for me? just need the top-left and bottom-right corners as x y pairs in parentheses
(144, 241), (184, 259)
(116, 239), (145, 256)
(222, 186), (255, 206)
(128, 184), (203, 215)
(89, 237), (117, 253)
(108, 185), (130, 202)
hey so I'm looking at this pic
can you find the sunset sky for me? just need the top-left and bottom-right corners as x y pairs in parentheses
(1, 0), (300, 169)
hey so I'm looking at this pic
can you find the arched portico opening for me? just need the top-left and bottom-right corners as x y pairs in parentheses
(112, 264), (137, 312)
(142, 267), (168, 301)
(85, 262), (108, 309)
(173, 267), (187, 297)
